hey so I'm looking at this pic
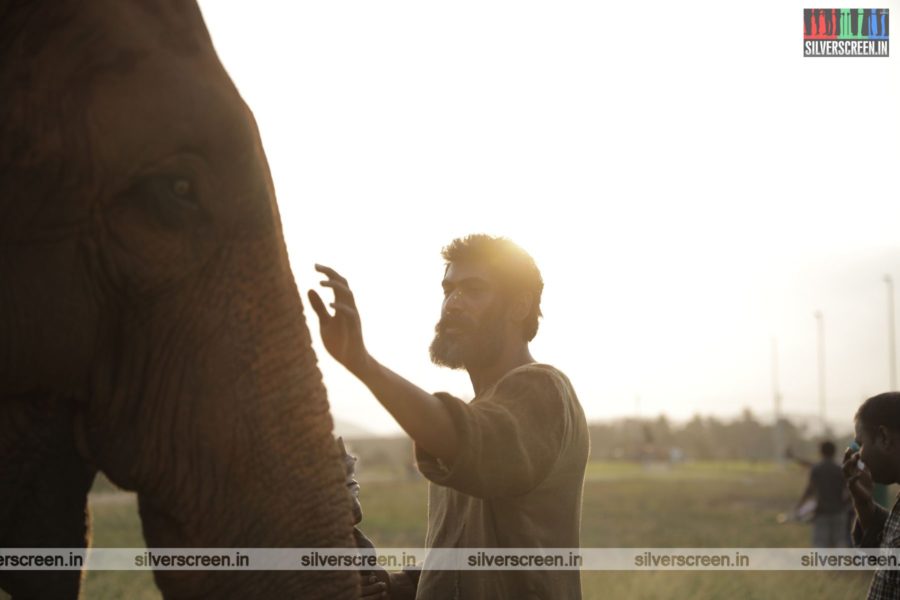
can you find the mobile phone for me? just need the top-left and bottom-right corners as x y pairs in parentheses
(847, 441), (865, 470)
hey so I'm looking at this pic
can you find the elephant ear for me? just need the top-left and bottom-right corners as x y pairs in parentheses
(0, 394), (96, 598)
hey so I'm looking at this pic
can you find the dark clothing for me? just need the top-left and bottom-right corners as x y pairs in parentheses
(413, 363), (589, 600)
(853, 494), (900, 600)
(809, 459), (848, 516)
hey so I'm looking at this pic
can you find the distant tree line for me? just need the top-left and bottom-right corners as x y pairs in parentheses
(343, 409), (851, 474)
(587, 409), (851, 462)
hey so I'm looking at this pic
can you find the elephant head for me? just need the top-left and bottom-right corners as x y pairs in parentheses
(0, 2), (358, 598)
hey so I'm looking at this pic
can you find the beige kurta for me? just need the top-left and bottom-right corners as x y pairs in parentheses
(414, 363), (589, 600)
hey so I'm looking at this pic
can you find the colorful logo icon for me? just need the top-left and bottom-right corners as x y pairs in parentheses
(804, 9), (889, 56)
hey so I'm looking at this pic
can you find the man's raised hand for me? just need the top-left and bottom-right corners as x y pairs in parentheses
(308, 264), (371, 377)
(842, 447), (874, 507)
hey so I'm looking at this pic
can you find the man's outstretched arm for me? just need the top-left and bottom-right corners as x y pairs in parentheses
(308, 264), (459, 465)
(794, 479), (814, 512)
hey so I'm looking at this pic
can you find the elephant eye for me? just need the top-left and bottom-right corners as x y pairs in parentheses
(166, 176), (198, 209)
(120, 173), (205, 228)
(171, 177), (192, 200)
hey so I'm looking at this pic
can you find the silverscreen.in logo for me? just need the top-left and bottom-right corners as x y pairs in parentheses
(804, 9), (889, 57)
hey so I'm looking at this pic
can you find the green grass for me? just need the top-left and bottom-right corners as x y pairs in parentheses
(576, 462), (871, 600)
(72, 461), (880, 599)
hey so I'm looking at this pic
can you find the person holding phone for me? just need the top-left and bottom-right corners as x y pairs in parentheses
(843, 392), (900, 599)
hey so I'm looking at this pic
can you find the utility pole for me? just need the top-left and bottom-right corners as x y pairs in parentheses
(814, 310), (826, 435)
(771, 337), (784, 463)
(886, 275), (897, 390)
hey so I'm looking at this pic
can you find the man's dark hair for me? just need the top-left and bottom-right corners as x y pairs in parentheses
(856, 392), (900, 434)
(441, 234), (544, 341)
(819, 440), (835, 458)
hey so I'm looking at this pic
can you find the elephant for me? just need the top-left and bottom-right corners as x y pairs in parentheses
(0, 1), (359, 598)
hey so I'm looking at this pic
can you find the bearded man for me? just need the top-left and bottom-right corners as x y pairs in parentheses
(310, 234), (589, 600)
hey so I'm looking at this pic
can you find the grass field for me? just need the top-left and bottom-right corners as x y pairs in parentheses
(9, 461), (883, 599)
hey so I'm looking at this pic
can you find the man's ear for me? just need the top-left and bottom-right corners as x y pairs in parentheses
(878, 425), (898, 450)
(508, 292), (533, 323)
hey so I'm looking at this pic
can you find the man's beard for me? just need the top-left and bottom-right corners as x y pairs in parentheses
(429, 305), (506, 370)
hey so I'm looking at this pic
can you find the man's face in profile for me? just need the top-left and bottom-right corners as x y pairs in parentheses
(429, 261), (507, 370)
(855, 418), (897, 485)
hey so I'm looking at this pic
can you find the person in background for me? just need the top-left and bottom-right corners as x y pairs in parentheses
(337, 436), (397, 600)
(794, 440), (850, 547)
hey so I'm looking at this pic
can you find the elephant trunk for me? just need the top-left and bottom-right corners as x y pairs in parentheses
(86, 238), (360, 599)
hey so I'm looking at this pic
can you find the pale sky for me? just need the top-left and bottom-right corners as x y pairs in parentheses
(197, 0), (900, 436)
